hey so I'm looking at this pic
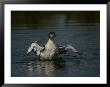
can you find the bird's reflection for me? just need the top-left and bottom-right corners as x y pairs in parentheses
(25, 57), (65, 77)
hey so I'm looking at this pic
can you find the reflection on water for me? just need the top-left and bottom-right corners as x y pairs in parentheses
(25, 58), (65, 77)
(12, 57), (81, 77)
(11, 11), (100, 77)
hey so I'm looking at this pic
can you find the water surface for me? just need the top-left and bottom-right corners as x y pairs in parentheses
(11, 12), (100, 77)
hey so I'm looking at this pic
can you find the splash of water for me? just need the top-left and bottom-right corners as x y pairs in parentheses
(66, 44), (78, 53)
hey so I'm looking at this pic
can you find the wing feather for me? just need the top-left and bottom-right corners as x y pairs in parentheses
(27, 41), (45, 56)
(58, 44), (78, 54)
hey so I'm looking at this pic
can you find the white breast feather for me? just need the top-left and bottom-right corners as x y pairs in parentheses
(40, 39), (58, 59)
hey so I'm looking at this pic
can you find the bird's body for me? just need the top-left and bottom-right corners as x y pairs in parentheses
(27, 32), (78, 60)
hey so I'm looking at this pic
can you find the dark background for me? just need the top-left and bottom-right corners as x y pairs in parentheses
(11, 11), (99, 27)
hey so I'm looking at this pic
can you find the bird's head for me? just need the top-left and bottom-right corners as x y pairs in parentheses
(48, 32), (56, 39)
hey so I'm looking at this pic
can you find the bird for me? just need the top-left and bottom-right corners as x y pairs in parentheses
(27, 32), (79, 60)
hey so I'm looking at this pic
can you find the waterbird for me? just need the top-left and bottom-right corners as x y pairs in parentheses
(27, 32), (79, 60)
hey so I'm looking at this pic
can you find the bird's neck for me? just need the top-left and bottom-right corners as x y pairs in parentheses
(45, 38), (56, 49)
(48, 38), (54, 44)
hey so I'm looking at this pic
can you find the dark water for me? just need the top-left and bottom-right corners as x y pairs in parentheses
(11, 13), (100, 77)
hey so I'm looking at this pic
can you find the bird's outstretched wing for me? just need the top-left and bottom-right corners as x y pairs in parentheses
(27, 41), (45, 56)
(65, 44), (78, 52)
(58, 44), (78, 54)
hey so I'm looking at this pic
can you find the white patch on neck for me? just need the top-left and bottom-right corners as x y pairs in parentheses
(45, 39), (57, 50)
